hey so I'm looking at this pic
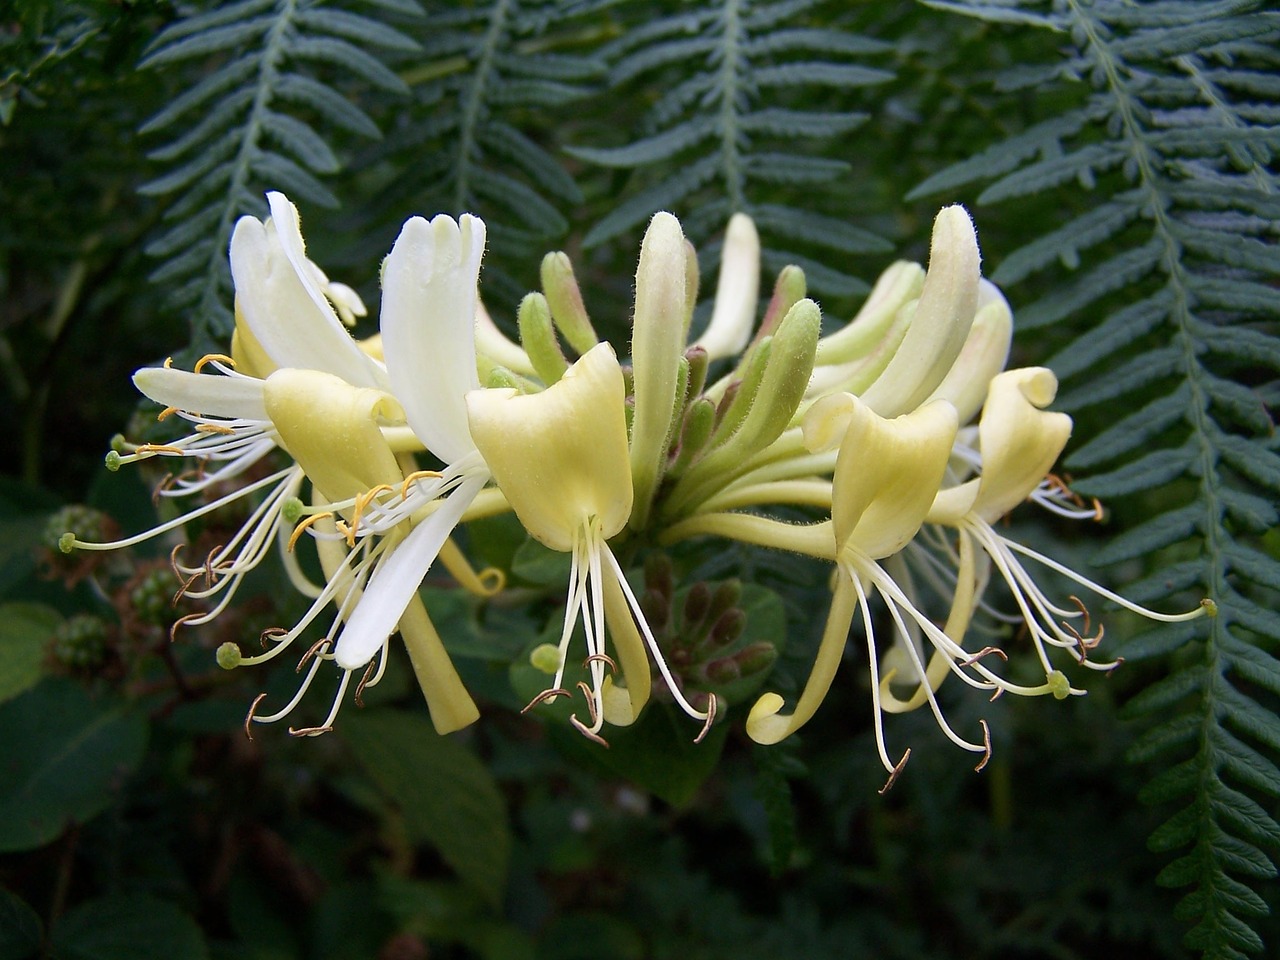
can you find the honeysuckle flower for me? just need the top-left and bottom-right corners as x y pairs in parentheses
(467, 342), (715, 742)
(245, 211), (498, 736)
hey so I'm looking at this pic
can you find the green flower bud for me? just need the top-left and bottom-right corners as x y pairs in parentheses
(518, 292), (569, 384)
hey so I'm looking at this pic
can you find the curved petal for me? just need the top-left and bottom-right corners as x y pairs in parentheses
(466, 343), (632, 551)
(133, 367), (268, 421)
(229, 203), (384, 390)
(380, 213), (486, 463)
(692, 213), (759, 360)
(262, 368), (405, 504)
(805, 393), (959, 558)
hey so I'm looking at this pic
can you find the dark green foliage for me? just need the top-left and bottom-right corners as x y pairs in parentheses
(571, 0), (895, 297)
(139, 0), (421, 339)
(913, 2), (1280, 956)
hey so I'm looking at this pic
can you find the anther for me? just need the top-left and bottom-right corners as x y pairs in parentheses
(583, 653), (617, 673)
(287, 512), (333, 552)
(960, 646), (1009, 668)
(974, 720), (992, 772)
(195, 423), (236, 436)
(349, 484), (393, 541)
(576, 681), (600, 726)
(152, 474), (178, 505)
(296, 638), (330, 672)
(169, 612), (203, 642)
(878, 749), (911, 795)
(136, 443), (186, 456)
(353, 658), (378, 707)
(288, 724), (334, 738)
(399, 469), (443, 501)
(157, 406), (180, 421)
(260, 626), (288, 648)
(570, 715), (610, 747)
(244, 693), (268, 741)
(693, 694), (717, 744)
(522, 687), (571, 713)
(194, 353), (235, 373)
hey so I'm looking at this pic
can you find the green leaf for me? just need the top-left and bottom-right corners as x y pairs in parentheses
(341, 709), (510, 908)
(0, 680), (148, 852)
(0, 603), (58, 705)
(51, 895), (207, 960)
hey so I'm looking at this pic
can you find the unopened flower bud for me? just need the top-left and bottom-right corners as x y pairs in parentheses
(518, 292), (569, 384)
(540, 252), (599, 355)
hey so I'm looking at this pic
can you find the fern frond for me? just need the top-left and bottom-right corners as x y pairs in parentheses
(139, 0), (418, 340)
(914, 2), (1280, 956)
(570, 0), (895, 299)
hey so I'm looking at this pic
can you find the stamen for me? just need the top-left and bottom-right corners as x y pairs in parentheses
(576, 681), (601, 727)
(974, 719), (992, 772)
(259, 626), (289, 649)
(195, 423), (236, 436)
(135, 443), (186, 456)
(288, 724), (334, 737)
(878, 749), (911, 795)
(169, 612), (203, 641)
(400, 469), (443, 501)
(288, 512), (333, 552)
(297, 637), (331, 672)
(693, 694), (717, 744)
(570, 714), (610, 747)
(157, 406), (180, 421)
(959, 646), (1009, 668)
(522, 687), (571, 712)
(244, 693), (268, 741)
(583, 653), (617, 672)
(353, 658), (379, 707)
(194, 353), (235, 372)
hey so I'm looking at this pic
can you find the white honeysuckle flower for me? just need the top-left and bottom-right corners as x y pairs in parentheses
(229, 192), (387, 391)
(691, 212), (760, 361)
(467, 343), (714, 743)
(921, 279), (1013, 426)
(918, 367), (1211, 692)
(275, 212), (498, 734)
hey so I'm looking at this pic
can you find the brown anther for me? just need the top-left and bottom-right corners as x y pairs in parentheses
(195, 423), (236, 436)
(156, 405), (181, 421)
(521, 687), (571, 713)
(693, 694), (718, 744)
(169, 612), (204, 642)
(960, 645), (1009, 668)
(169, 542), (188, 577)
(1067, 596), (1092, 637)
(287, 512), (333, 552)
(974, 719), (993, 772)
(259, 627), (289, 647)
(288, 725), (334, 738)
(989, 687), (1005, 702)
(296, 638), (331, 672)
(570, 714), (610, 748)
(878, 749), (911, 795)
(244, 692), (268, 740)
(353, 658), (379, 707)
(399, 469), (443, 501)
(151, 473), (178, 505)
(583, 653), (617, 673)
(1090, 498), (1104, 522)
(172, 573), (201, 604)
(194, 353), (235, 373)
(576, 681), (600, 725)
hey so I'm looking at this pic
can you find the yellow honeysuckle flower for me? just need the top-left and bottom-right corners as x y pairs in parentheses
(467, 343), (714, 742)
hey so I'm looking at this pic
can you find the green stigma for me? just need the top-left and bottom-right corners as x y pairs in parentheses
(281, 497), (305, 524)
(105, 450), (122, 472)
(529, 643), (562, 675)
(58, 532), (77, 554)
(1047, 670), (1071, 700)
(216, 642), (243, 670)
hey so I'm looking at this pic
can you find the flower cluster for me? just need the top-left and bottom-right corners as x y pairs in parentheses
(64, 194), (1211, 785)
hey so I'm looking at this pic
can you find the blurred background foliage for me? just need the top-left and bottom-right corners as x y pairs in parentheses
(1, 1), (1277, 958)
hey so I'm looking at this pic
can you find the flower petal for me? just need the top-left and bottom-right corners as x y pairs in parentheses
(380, 213), (486, 463)
(229, 201), (385, 390)
(467, 343), (633, 551)
(133, 366), (269, 421)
